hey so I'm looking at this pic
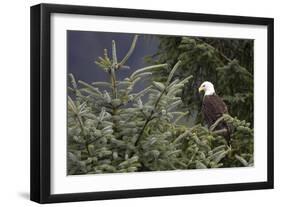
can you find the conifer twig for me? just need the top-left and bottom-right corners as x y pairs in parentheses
(119, 35), (138, 67)
(210, 115), (225, 131)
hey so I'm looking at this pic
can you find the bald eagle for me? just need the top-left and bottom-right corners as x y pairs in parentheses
(198, 81), (231, 143)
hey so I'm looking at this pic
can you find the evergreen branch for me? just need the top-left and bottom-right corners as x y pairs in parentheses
(178, 75), (193, 85)
(116, 81), (131, 88)
(186, 148), (199, 168)
(166, 60), (181, 84)
(235, 154), (248, 166)
(209, 115), (225, 131)
(109, 67), (118, 99)
(104, 48), (110, 62)
(135, 92), (165, 146)
(119, 35), (138, 67)
(112, 40), (118, 65)
(194, 37), (232, 63)
(166, 79), (180, 91)
(173, 111), (189, 124)
(167, 100), (182, 111)
(212, 128), (227, 135)
(135, 80), (168, 146)
(68, 96), (90, 155)
(78, 80), (102, 96)
(195, 38), (252, 78)
(135, 62), (191, 146)
(131, 72), (153, 80)
(67, 87), (75, 93)
(67, 96), (77, 114)
(91, 82), (112, 88)
(131, 86), (153, 101)
(173, 129), (190, 144)
(130, 64), (168, 80)
(68, 73), (77, 89)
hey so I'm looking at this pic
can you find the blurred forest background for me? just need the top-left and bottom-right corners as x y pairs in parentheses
(67, 32), (254, 175)
(146, 35), (253, 126)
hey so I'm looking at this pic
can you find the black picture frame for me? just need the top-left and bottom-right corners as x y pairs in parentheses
(30, 3), (274, 204)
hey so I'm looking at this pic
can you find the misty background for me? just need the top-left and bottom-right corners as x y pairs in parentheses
(67, 31), (159, 90)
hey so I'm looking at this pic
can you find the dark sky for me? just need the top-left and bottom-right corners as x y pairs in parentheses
(67, 31), (160, 88)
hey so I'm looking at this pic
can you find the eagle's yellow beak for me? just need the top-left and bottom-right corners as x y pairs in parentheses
(198, 86), (204, 93)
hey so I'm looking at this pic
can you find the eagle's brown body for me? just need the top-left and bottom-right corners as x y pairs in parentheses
(202, 94), (231, 143)
(202, 94), (228, 127)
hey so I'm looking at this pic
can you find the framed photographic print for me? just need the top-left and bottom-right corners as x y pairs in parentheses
(30, 3), (274, 203)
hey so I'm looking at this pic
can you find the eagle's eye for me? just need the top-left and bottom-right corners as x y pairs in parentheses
(202, 84), (205, 87)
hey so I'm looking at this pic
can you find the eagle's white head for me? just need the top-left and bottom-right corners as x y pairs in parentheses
(198, 81), (215, 96)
